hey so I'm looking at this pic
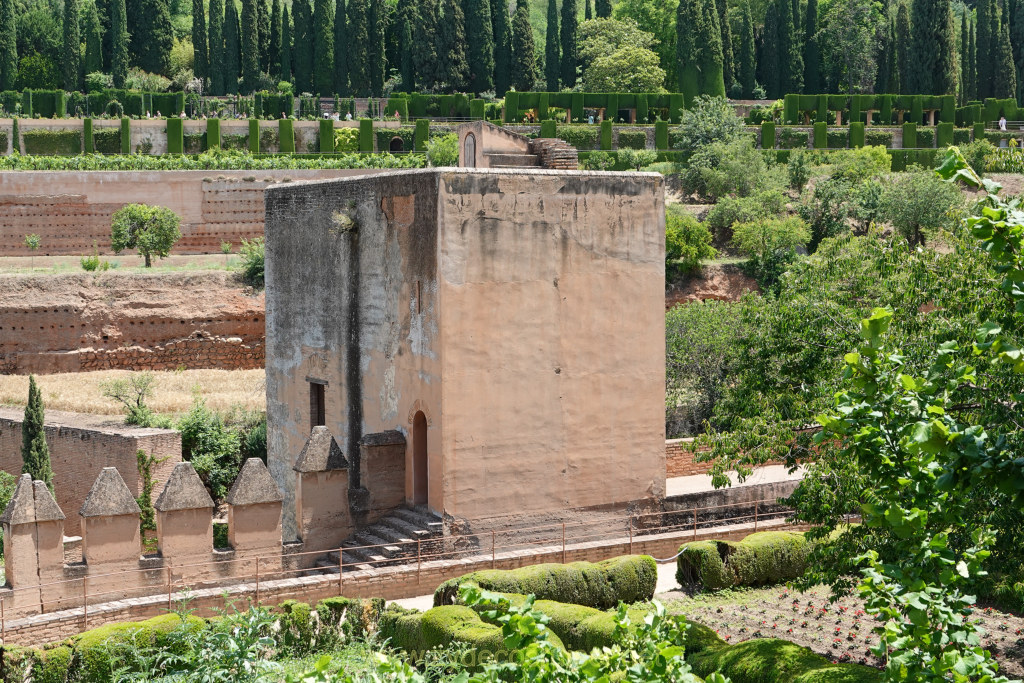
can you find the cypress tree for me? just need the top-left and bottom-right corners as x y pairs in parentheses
(760, 0), (780, 97)
(224, 0), (241, 94)
(511, 0), (537, 91)
(346, 0), (369, 94)
(717, 0), (734, 91)
(313, 0), (335, 94)
(1014, 0), (1024, 101)
(413, 0), (439, 89)
(21, 376), (52, 491)
(491, 0), (512, 93)
(111, 0), (128, 87)
(960, 11), (970, 103)
(130, 0), (174, 75)
(977, 0), (995, 97)
(908, 0), (957, 94)
(281, 4), (292, 82)
(560, 0), (578, 87)
(896, 2), (910, 94)
(585, 0), (591, 20)
(0, 0), (15, 91)
(803, 0), (820, 93)
(439, 0), (469, 90)
(968, 13), (977, 99)
(466, 0), (495, 92)
(887, 16), (900, 94)
(399, 6), (414, 90)
(63, 0), (81, 91)
(241, 0), (260, 92)
(368, 0), (384, 95)
(210, 0), (225, 93)
(545, 0), (559, 91)
(84, 0), (104, 76)
(595, 0), (610, 18)
(778, 0), (803, 94)
(293, 0), (314, 92)
(677, 0), (703, 103)
(270, 0), (281, 78)
(193, 0), (208, 81)
(258, 0), (271, 71)
(993, 0), (1016, 97)
(876, 16), (891, 93)
(739, 0), (756, 97)
(701, 0), (726, 96)
(334, 0), (349, 93)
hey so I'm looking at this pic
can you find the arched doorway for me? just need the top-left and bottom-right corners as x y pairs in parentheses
(389, 136), (404, 152)
(463, 133), (476, 167)
(412, 411), (428, 505)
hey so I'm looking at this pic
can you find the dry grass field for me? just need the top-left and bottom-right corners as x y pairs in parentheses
(0, 369), (265, 417)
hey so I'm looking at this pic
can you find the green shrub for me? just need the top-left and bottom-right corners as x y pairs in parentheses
(183, 133), (206, 154)
(21, 129), (81, 155)
(426, 133), (458, 166)
(787, 150), (810, 191)
(166, 118), (184, 154)
(655, 120), (669, 149)
(375, 127), (415, 153)
(902, 122), (917, 148)
(705, 190), (787, 243)
(952, 128), (971, 145)
(581, 150), (616, 170)
(110, 204), (181, 268)
(334, 127), (359, 152)
(32, 645), (71, 683)
(778, 128), (809, 149)
(177, 397), (241, 501)
(677, 531), (812, 589)
(761, 122), (776, 149)
(666, 206), (716, 274)
(74, 614), (205, 682)
(557, 125), (599, 150)
(917, 127), (934, 148)
(616, 130), (647, 150)
(238, 236), (265, 288)
(380, 604), (525, 661)
(864, 130), (894, 148)
(827, 145), (891, 183)
(93, 127), (122, 154)
(826, 129), (847, 149)
(689, 638), (882, 683)
(434, 555), (657, 608)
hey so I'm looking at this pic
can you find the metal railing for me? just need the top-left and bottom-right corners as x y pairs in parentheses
(0, 496), (800, 642)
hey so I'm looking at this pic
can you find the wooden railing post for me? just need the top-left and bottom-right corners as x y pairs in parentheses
(754, 500), (759, 531)
(692, 508), (697, 540)
(338, 547), (344, 594)
(561, 523), (566, 563)
(83, 577), (88, 629)
(166, 566), (172, 612)
(416, 538), (421, 583)
(255, 557), (260, 606)
(491, 531), (496, 569)
(628, 516), (633, 555)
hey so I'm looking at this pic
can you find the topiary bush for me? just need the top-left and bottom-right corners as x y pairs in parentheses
(32, 645), (72, 683)
(676, 531), (812, 590)
(433, 555), (657, 608)
(826, 130), (848, 149)
(688, 637), (882, 683)
(22, 129), (82, 155)
(616, 130), (647, 150)
(864, 130), (894, 148)
(74, 613), (205, 682)
(379, 604), (528, 662)
(778, 128), (809, 149)
(556, 125), (599, 150)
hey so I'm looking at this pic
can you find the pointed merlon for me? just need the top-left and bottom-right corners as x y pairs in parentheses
(154, 462), (214, 512)
(0, 474), (36, 526)
(226, 458), (284, 506)
(294, 426), (349, 472)
(360, 430), (406, 447)
(32, 480), (65, 522)
(80, 467), (142, 518)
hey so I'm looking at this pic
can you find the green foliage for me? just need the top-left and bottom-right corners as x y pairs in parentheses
(677, 531), (813, 589)
(433, 555), (658, 608)
(778, 128), (809, 149)
(682, 136), (777, 202)
(556, 125), (599, 151)
(616, 130), (647, 150)
(618, 147), (658, 170)
(100, 372), (157, 426)
(704, 189), (787, 244)
(689, 638), (881, 683)
(426, 133), (458, 166)
(787, 150), (810, 191)
(666, 206), (716, 276)
(73, 613), (206, 682)
(135, 449), (162, 532)
(92, 127), (123, 154)
(110, 203), (181, 267)
(178, 397), (242, 501)
(864, 130), (894, 148)
(674, 95), (744, 156)
(581, 150), (615, 170)
(879, 168), (964, 245)
(21, 129), (82, 155)
(732, 216), (810, 291)
(21, 375), (51, 488)
(826, 145), (891, 183)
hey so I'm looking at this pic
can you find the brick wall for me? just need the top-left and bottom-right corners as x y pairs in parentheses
(0, 408), (180, 535)
(666, 438), (714, 477)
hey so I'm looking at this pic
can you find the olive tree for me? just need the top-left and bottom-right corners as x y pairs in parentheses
(110, 204), (182, 267)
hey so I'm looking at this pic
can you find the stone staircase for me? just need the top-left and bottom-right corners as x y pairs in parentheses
(315, 506), (444, 573)
(483, 139), (579, 170)
(485, 152), (541, 168)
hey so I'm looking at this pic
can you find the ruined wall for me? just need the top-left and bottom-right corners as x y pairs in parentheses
(666, 438), (714, 477)
(0, 272), (264, 374)
(0, 408), (180, 535)
(0, 169), (390, 256)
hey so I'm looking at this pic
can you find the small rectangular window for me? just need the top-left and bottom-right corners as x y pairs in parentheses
(310, 382), (326, 429)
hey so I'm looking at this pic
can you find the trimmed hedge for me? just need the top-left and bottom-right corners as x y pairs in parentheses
(166, 118), (184, 154)
(414, 118), (429, 151)
(93, 127), (122, 154)
(917, 127), (934, 148)
(600, 120), (612, 150)
(74, 613), (205, 682)
(689, 637), (881, 683)
(151, 92), (185, 117)
(557, 125), (599, 150)
(375, 127), (415, 152)
(540, 119), (556, 138)
(676, 531), (812, 590)
(470, 98), (485, 120)
(761, 122), (776, 149)
(434, 555), (657, 608)
(248, 119), (260, 153)
(617, 129), (647, 149)
(83, 118), (93, 153)
(380, 604), (526, 661)
(953, 127), (971, 145)
(813, 122), (827, 148)
(864, 129), (894, 147)
(902, 122), (917, 148)
(279, 119), (295, 153)
(936, 122), (953, 147)
(359, 119), (374, 152)
(207, 118), (221, 149)
(826, 129), (847, 149)
(655, 120), (669, 150)
(849, 122), (864, 148)
(319, 119), (334, 153)
(120, 117), (130, 153)
(778, 128), (809, 149)
(22, 129), (82, 155)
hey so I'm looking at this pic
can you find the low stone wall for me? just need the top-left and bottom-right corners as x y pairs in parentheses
(0, 408), (180, 535)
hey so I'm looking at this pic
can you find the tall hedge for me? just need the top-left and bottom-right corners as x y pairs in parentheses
(812, 121), (827, 148)
(655, 120), (668, 149)
(279, 119), (295, 152)
(903, 122), (917, 148)
(433, 555), (657, 608)
(470, 98), (485, 120)
(84, 118), (94, 153)
(503, 91), (518, 122)
(974, 121), (987, 140)
(358, 118), (373, 152)
(599, 119), (612, 150)
(761, 121), (776, 148)
(936, 121), (954, 147)
(783, 93), (799, 124)
(540, 119), (556, 138)
(249, 119), (260, 153)
(676, 531), (812, 590)
(166, 117), (184, 154)
(414, 118), (429, 151)
(849, 121), (865, 148)
(120, 117), (131, 153)
(206, 118), (221, 149)
(319, 119), (334, 153)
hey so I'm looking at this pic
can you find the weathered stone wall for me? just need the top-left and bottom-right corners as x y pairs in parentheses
(0, 271), (264, 374)
(0, 169), (391, 256)
(0, 408), (181, 535)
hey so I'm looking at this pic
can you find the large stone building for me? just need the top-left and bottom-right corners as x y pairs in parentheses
(264, 167), (666, 539)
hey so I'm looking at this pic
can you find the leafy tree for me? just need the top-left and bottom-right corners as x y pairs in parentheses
(992, 0), (1016, 98)
(178, 398), (242, 501)
(438, 0), (468, 90)
(673, 94), (744, 155)
(280, 4), (291, 81)
(618, 147), (657, 169)
(101, 372), (157, 425)
(83, 0), (104, 77)
(269, 0), (281, 77)
(241, 0), (261, 92)
(129, 0), (173, 75)
(491, 0), (511, 93)
(510, 0), (537, 91)
(110, 204), (182, 267)
(333, 0), (348, 92)
(880, 168), (964, 246)
(959, 11), (970, 103)
(665, 205), (716, 275)
(295, 0), (315, 92)
(738, 0), (755, 97)
(466, 0), (495, 92)
(21, 376), (52, 490)
(0, 0), (15, 90)
(224, 0), (242, 93)
(257, 0), (271, 71)
(426, 132), (458, 165)
(907, 0), (958, 95)
(110, 0), (129, 87)
(63, 0), (81, 91)
(312, 0), (334, 94)
(560, 0), (579, 87)
(15, 54), (58, 89)
(682, 135), (773, 201)
(733, 215), (810, 290)
(614, 0), (677, 89)
(412, 0), (439, 90)
(803, 0), (820, 93)
(544, 0), (559, 90)
(977, 0), (995, 97)
(367, 0), (385, 95)
(192, 0), (208, 81)
(396, 0), (413, 90)
(580, 18), (664, 92)
(23, 233), (40, 269)
(677, 0), (723, 103)
(344, 0), (368, 94)
(819, 0), (883, 94)
(209, 0), (225, 93)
